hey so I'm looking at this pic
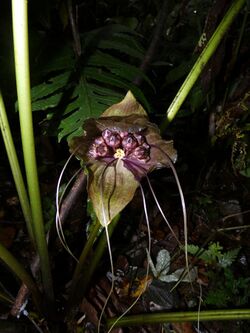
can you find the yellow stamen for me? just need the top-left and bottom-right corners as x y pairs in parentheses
(114, 148), (125, 159)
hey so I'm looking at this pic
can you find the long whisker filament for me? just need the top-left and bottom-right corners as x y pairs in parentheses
(98, 160), (117, 333)
(150, 144), (190, 285)
(146, 175), (181, 246)
(56, 148), (81, 262)
(107, 182), (151, 333)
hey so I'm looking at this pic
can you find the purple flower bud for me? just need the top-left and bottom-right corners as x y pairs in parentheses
(97, 143), (110, 156)
(88, 142), (109, 158)
(133, 133), (146, 145)
(142, 142), (150, 150)
(102, 129), (113, 142)
(122, 134), (138, 151)
(102, 129), (121, 148)
(94, 136), (105, 145)
(108, 133), (121, 148)
(88, 144), (98, 158)
(119, 131), (128, 139)
(130, 146), (150, 161)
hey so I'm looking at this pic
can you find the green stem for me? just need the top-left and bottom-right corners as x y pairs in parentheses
(0, 91), (34, 243)
(11, 0), (54, 306)
(80, 216), (119, 293)
(67, 220), (101, 307)
(107, 309), (250, 329)
(160, 0), (246, 132)
(68, 216), (119, 309)
(0, 242), (42, 313)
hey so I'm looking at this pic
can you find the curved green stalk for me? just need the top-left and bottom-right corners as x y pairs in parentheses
(67, 216), (119, 309)
(67, 220), (101, 307)
(0, 91), (34, 243)
(81, 216), (119, 289)
(11, 0), (54, 306)
(160, 0), (246, 132)
(0, 242), (42, 313)
(107, 309), (250, 329)
(80, 216), (119, 293)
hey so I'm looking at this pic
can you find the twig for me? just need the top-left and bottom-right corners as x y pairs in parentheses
(59, 171), (87, 224)
(10, 254), (40, 317)
(67, 0), (82, 58)
(10, 284), (29, 317)
(133, 0), (169, 86)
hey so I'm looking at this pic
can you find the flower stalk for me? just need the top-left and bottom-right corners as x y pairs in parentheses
(107, 309), (250, 329)
(0, 91), (34, 242)
(67, 216), (119, 309)
(67, 219), (101, 307)
(160, 0), (246, 132)
(11, 0), (54, 307)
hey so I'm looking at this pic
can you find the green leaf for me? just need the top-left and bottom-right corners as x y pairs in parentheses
(186, 244), (200, 255)
(84, 67), (151, 110)
(205, 288), (229, 307)
(218, 248), (240, 268)
(30, 25), (152, 141)
(187, 242), (240, 268)
(98, 35), (144, 60)
(32, 92), (64, 111)
(88, 51), (155, 90)
(31, 72), (71, 106)
(58, 78), (124, 141)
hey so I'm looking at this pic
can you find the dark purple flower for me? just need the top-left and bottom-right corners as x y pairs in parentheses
(69, 91), (177, 226)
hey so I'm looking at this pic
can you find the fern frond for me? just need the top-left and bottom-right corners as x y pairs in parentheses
(88, 51), (155, 90)
(30, 24), (154, 141)
(98, 34), (144, 60)
(31, 72), (71, 110)
(58, 78), (123, 141)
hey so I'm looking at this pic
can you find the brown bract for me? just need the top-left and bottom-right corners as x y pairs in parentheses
(69, 91), (177, 226)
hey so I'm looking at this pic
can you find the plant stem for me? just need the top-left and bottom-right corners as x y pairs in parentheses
(11, 0), (54, 306)
(0, 91), (34, 243)
(107, 309), (250, 329)
(0, 242), (42, 313)
(80, 216), (119, 294)
(67, 220), (101, 307)
(160, 0), (246, 132)
(67, 215), (119, 309)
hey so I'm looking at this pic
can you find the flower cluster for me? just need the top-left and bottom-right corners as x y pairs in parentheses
(88, 128), (150, 163)
(69, 91), (177, 226)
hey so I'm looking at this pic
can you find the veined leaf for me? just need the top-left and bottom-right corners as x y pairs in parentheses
(31, 72), (71, 103)
(98, 35), (144, 60)
(30, 24), (152, 141)
(32, 92), (64, 111)
(58, 78), (124, 141)
(84, 68), (151, 110)
(88, 51), (155, 90)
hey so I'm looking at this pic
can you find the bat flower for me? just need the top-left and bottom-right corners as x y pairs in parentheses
(69, 91), (177, 227)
